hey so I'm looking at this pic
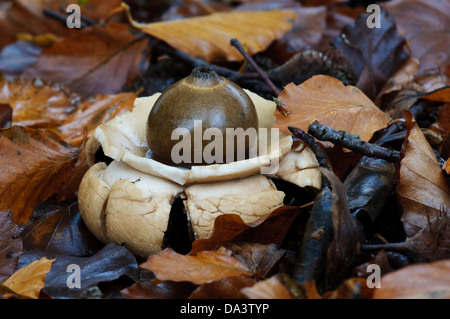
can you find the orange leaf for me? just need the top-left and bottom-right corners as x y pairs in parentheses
(140, 248), (256, 285)
(0, 126), (81, 225)
(125, 5), (297, 62)
(274, 75), (390, 140)
(58, 91), (137, 146)
(373, 259), (450, 299)
(397, 110), (450, 237)
(2, 257), (54, 299)
(0, 78), (79, 129)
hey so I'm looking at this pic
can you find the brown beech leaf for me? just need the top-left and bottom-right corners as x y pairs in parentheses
(126, 5), (297, 62)
(397, 110), (450, 237)
(373, 259), (450, 299)
(222, 243), (285, 277)
(0, 78), (79, 129)
(383, 0), (450, 77)
(58, 91), (138, 146)
(0, 210), (23, 282)
(274, 75), (390, 141)
(190, 206), (304, 254)
(24, 22), (149, 98)
(140, 248), (256, 285)
(2, 257), (54, 299)
(0, 126), (81, 225)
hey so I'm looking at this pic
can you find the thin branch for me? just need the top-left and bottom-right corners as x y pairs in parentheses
(308, 121), (401, 162)
(230, 38), (282, 97)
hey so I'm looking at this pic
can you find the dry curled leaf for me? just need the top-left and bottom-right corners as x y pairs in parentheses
(140, 248), (256, 285)
(0, 126), (81, 225)
(397, 110), (450, 237)
(241, 274), (294, 299)
(126, 5), (297, 62)
(274, 75), (390, 141)
(2, 257), (54, 299)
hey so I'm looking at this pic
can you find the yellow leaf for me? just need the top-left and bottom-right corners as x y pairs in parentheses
(2, 257), (55, 299)
(123, 3), (297, 62)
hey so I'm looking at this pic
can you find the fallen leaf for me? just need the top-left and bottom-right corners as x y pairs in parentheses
(397, 110), (450, 237)
(190, 206), (304, 254)
(222, 243), (285, 277)
(17, 243), (139, 299)
(0, 78), (79, 129)
(126, 5), (297, 62)
(0, 210), (23, 282)
(24, 22), (149, 98)
(140, 249), (256, 285)
(375, 57), (420, 107)
(0, 126), (81, 225)
(373, 259), (450, 299)
(332, 7), (409, 99)
(274, 75), (390, 140)
(0, 40), (43, 76)
(420, 86), (450, 103)
(58, 91), (138, 146)
(2, 257), (54, 299)
(321, 168), (365, 290)
(20, 201), (103, 257)
(383, 0), (450, 77)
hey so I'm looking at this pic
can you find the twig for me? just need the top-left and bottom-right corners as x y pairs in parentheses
(230, 38), (282, 97)
(152, 42), (260, 81)
(308, 121), (401, 162)
(43, 8), (91, 29)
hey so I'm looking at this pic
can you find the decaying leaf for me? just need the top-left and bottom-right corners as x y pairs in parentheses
(18, 243), (139, 299)
(274, 75), (390, 141)
(0, 126), (81, 225)
(190, 206), (304, 254)
(2, 257), (54, 299)
(58, 91), (138, 146)
(397, 110), (450, 237)
(382, 0), (450, 77)
(20, 201), (102, 257)
(0, 78), (79, 129)
(140, 249), (257, 285)
(321, 168), (365, 290)
(24, 22), (149, 98)
(373, 259), (450, 299)
(0, 210), (23, 282)
(332, 7), (409, 99)
(125, 4), (297, 62)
